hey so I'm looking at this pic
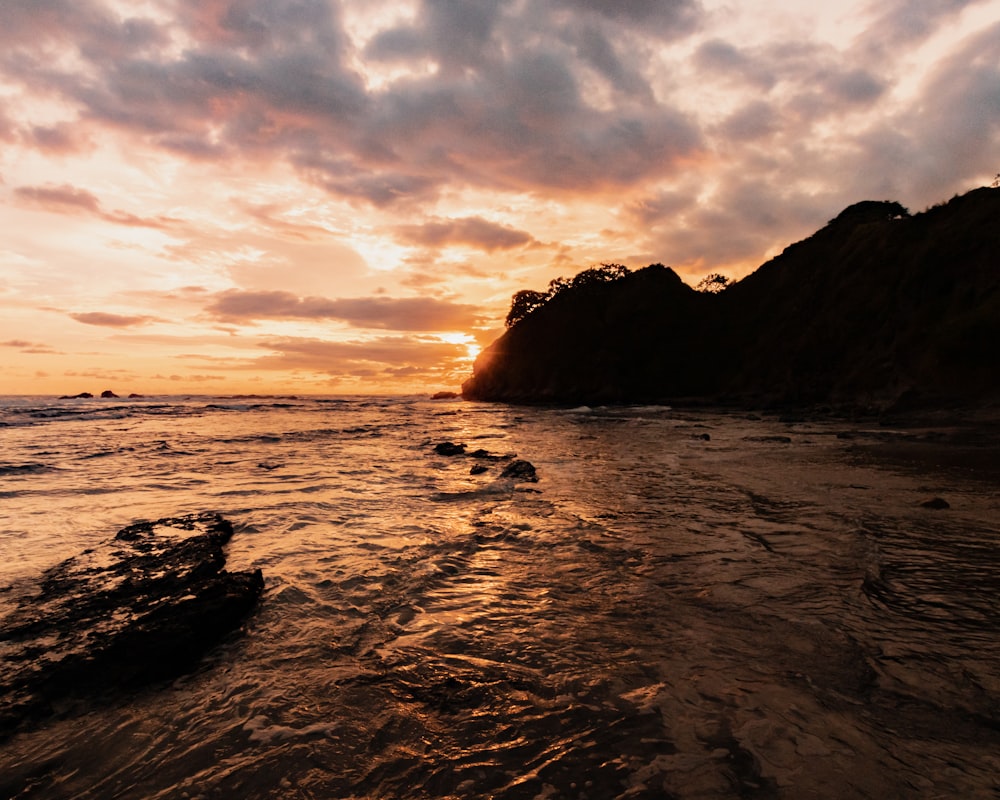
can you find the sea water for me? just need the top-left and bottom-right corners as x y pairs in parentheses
(0, 395), (997, 799)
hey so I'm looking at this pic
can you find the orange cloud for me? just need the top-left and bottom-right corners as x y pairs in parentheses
(206, 290), (483, 330)
(393, 216), (536, 251)
(70, 312), (157, 328)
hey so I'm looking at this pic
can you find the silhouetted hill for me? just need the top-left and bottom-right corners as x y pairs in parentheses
(462, 187), (1000, 409)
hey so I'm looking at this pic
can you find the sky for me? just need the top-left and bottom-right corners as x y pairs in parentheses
(1, 0), (999, 396)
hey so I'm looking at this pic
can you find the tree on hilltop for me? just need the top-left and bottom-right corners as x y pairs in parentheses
(506, 290), (549, 327)
(506, 263), (632, 327)
(696, 273), (731, 293)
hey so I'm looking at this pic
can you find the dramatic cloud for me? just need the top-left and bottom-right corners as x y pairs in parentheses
(206, 290), (483, 330)
(1, 0), (998, 393)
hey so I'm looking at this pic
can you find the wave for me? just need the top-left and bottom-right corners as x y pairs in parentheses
(0, 462), (54, 476)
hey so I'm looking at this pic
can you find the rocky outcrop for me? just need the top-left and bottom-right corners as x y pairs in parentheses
(463, 187), (1000, 409)
(0, 513), (263, 739)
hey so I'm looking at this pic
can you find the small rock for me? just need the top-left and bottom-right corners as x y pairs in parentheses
(434, 442), (466, 456)
(100, 390), (119, 399)
(921, 497), (950, 510)
(470, 464), (489, 475)
(431, 391), (459, 400)
(470, 448), (507, 460)
(500, 459), (538, 482)
(59, 392), (93, 399)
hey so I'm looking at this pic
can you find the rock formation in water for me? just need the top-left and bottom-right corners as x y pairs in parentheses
(462, 187), (1000, 408)
(0, 513), (263, 740)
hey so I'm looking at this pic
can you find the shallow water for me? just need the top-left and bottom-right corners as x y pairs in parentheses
(0, 396), (998, 799)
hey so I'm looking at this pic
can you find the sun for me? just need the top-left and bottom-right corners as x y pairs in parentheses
(436, 332), (480, 361)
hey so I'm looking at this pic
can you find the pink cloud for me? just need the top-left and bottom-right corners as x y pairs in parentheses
(15, 184), (101, 214)
(15, 182), (179, 228)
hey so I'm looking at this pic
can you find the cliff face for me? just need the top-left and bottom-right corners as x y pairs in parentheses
(462, 188), (1000, 407)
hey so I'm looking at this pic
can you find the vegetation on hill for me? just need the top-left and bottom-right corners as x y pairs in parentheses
(462, 187), (1000, 409)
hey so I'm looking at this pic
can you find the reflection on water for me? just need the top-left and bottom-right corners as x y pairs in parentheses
(0, 396), (998, 798)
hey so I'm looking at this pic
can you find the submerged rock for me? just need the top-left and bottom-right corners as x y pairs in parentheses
(921, 497), (951, 510)
(434, 442), (466, 456)
(500, 459), (538, 482)
(59, 392), (93, 399)
(430, 391), (459, 400)
(0, 512), (263, 739)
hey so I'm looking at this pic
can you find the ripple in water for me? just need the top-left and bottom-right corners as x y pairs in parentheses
(0, 396), (997, 798)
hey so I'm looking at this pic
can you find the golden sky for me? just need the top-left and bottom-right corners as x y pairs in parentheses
(1, 0), (998, 395)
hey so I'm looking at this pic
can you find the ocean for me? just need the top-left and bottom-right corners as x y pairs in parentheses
(0, 394), (997, 799)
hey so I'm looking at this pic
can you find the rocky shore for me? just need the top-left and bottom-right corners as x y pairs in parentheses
(0, 513), (263, 741)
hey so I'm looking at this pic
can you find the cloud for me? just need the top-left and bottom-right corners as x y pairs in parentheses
(717, 100), (778, 142)
(1, 0), (703, 207)
(1, 338), (60, 354)
(15, 184), (101, 214)
(24, 122), (91, 154)
(70, 312), (156, 327)
(549, 0), (703, 36)
(206, 290), (483, 330)
(248, 335), (468, 376)
(393, 216), (535, 251)
(692, 39), (776, 89)
(861, 0), (987, 51)
(15, 182), (179, 228)
(1, 0), (999, 347)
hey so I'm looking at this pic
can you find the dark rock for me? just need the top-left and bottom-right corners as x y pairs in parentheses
(470, 464), (489, 475)
(59, 392), (93, 399)
(500, 459), (538, 482)
(100, 390), (119, 398)
(921, 497), (951, 510)
(434, 442), (466, 456)
(469, 448), (509, 461)
(0, 513), (263, 740)
(696, 433), (711, 441)
(128, 393), (144, 398)
(430, 391), (459, 400)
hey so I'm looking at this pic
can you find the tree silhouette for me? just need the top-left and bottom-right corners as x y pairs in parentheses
(696, 273), (731, 293)
(506, 263), (632, 328)
(505, 289), (549, 327)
